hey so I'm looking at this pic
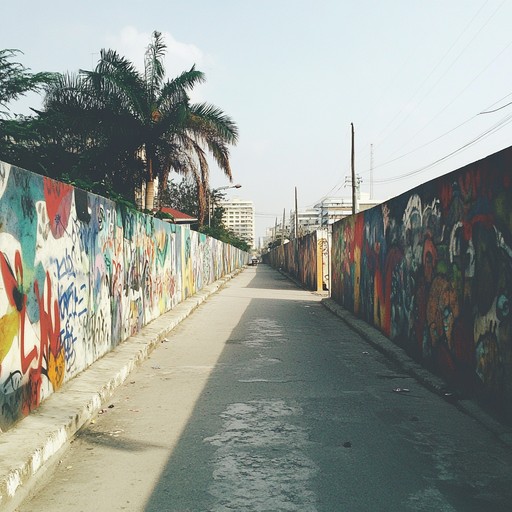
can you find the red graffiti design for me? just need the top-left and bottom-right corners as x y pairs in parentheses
(23, 273), (64, 414)
(43, 177), (73, 239)
(0, 251), (37, 374)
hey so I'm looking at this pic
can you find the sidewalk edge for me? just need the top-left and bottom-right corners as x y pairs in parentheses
(321, 297), (512, 448)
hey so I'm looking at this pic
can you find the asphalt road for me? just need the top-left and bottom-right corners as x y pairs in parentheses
(17, 265), (512, 512)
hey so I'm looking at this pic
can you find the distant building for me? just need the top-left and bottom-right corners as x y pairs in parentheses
(268, 193), (384, 242)
(220, 198), (255, 248)
(315, 197), (353, 227)
(358, 193), (383, 213)
(295, 208), (321, 236)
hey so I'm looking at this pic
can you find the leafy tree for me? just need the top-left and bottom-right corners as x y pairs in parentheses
(268, 236), (285, 250)
(42, 31), (238, 216)
(161, 177), (250, 251)
(0, 49), (55, 117)
(160, 176), (226, 227)
(160, 177), (200, 219)
(201, 224), (251, 252)
(0, 50), (56, 169)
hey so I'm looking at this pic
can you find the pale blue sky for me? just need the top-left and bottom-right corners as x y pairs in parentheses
(3, 1), (512, 239)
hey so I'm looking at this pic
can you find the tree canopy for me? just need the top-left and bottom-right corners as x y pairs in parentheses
(0, 49), (55, 117)
(41, 31), (239, 217)
(161, 177), (251, 252)
(0, 35), (241, 240)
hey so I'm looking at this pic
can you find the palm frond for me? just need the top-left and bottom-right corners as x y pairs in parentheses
(28, 32), (238, 220)
(158, 67), (205, 109)
(189, 102), (239, 144)
(82, 49), (147, 120)
(145, 31), (166, 103)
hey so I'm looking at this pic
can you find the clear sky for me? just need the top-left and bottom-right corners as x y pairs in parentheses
(3, 1), (512, 240)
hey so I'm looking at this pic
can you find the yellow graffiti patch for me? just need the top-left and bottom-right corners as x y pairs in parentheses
(0, 308), (19, 363)
(47, 348), (65, 390)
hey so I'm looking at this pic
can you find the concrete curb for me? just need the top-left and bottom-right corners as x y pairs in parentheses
(321, 297), (512, 448)
(0, 269), (243, 512)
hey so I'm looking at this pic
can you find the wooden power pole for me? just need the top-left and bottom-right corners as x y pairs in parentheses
(370, 143), (374, 200)
(294, 187), (299, 238)
(282, 208), (286, 244)
(351, 123), (356, 215)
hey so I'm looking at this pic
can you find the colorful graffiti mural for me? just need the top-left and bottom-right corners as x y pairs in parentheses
(0, 161), (247, 430)
(264, 229), (330, 292)
(331, 147), (512, 418)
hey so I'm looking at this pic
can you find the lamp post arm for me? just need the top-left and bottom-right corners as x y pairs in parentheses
(209, 184), (242, 229)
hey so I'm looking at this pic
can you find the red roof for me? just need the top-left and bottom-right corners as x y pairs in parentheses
(159, 207), (197, 223)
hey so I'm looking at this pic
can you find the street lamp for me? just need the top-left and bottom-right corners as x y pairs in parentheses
(208, 184), (242, 227)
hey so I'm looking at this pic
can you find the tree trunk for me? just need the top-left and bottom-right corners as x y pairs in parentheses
(197, 181), (207, 227)
(145, 180), (155, 211)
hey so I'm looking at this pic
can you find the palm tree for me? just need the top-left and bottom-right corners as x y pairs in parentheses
(43, 31), (238, 214)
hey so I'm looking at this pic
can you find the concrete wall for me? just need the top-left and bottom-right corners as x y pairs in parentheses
(263, 229), (330, 291)
(0, 161), (248, 431)
(331, 146), (512, 419)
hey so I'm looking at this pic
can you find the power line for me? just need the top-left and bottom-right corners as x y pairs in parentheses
(479, 99), (512, 114)
(480, 90), (512, 112)
(356, 1), (509, 176)
(367, 0), (495, 149)
(382, 32), (512, 163)
(358, 87), (512, 177)
(313, 85), (512, 206)
(373, 111), (512, 184)
(359, 115), (478, 176)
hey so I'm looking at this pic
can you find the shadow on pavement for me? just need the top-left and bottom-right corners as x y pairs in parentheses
(244, 263), (302, 290)
(141, 266), (512, 512)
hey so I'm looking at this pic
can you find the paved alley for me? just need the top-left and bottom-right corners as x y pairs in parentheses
(18, 265), (512, 512)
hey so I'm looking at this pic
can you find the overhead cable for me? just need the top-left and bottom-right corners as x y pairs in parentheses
(373, 111), (512, 184)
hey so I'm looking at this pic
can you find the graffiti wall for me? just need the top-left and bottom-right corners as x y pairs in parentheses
(331, 146), (512, 418)
(264, 229), (330, 291)
(0, 161), (247, 430)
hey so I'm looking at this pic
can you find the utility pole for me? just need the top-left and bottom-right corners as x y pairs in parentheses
(282, 208), (286, 244)
(351, 123), (356, 215)
(370, 143), (374, 200)
(294, 187), (299, 238)
(274, 217), (278, 243)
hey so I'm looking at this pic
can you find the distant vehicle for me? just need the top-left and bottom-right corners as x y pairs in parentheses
(250, 257), (259, 266)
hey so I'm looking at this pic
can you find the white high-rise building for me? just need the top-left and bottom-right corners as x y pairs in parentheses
(220, 198), (255, 248)
(264, 193), (385, 245)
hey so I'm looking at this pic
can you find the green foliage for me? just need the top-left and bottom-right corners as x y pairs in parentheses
(0, 40), (239, 228)
(59, 172), (138, 210)
(0, 50), (58, 173)
(160, 177), (200, 219)
(162, 177), (249, 251)
(200, 225), (251, 252)
(267, 236), (285, 250)
(153, 209), (174, 221)
(38, 31), (238, 215)
(0, 49), (56, 117)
